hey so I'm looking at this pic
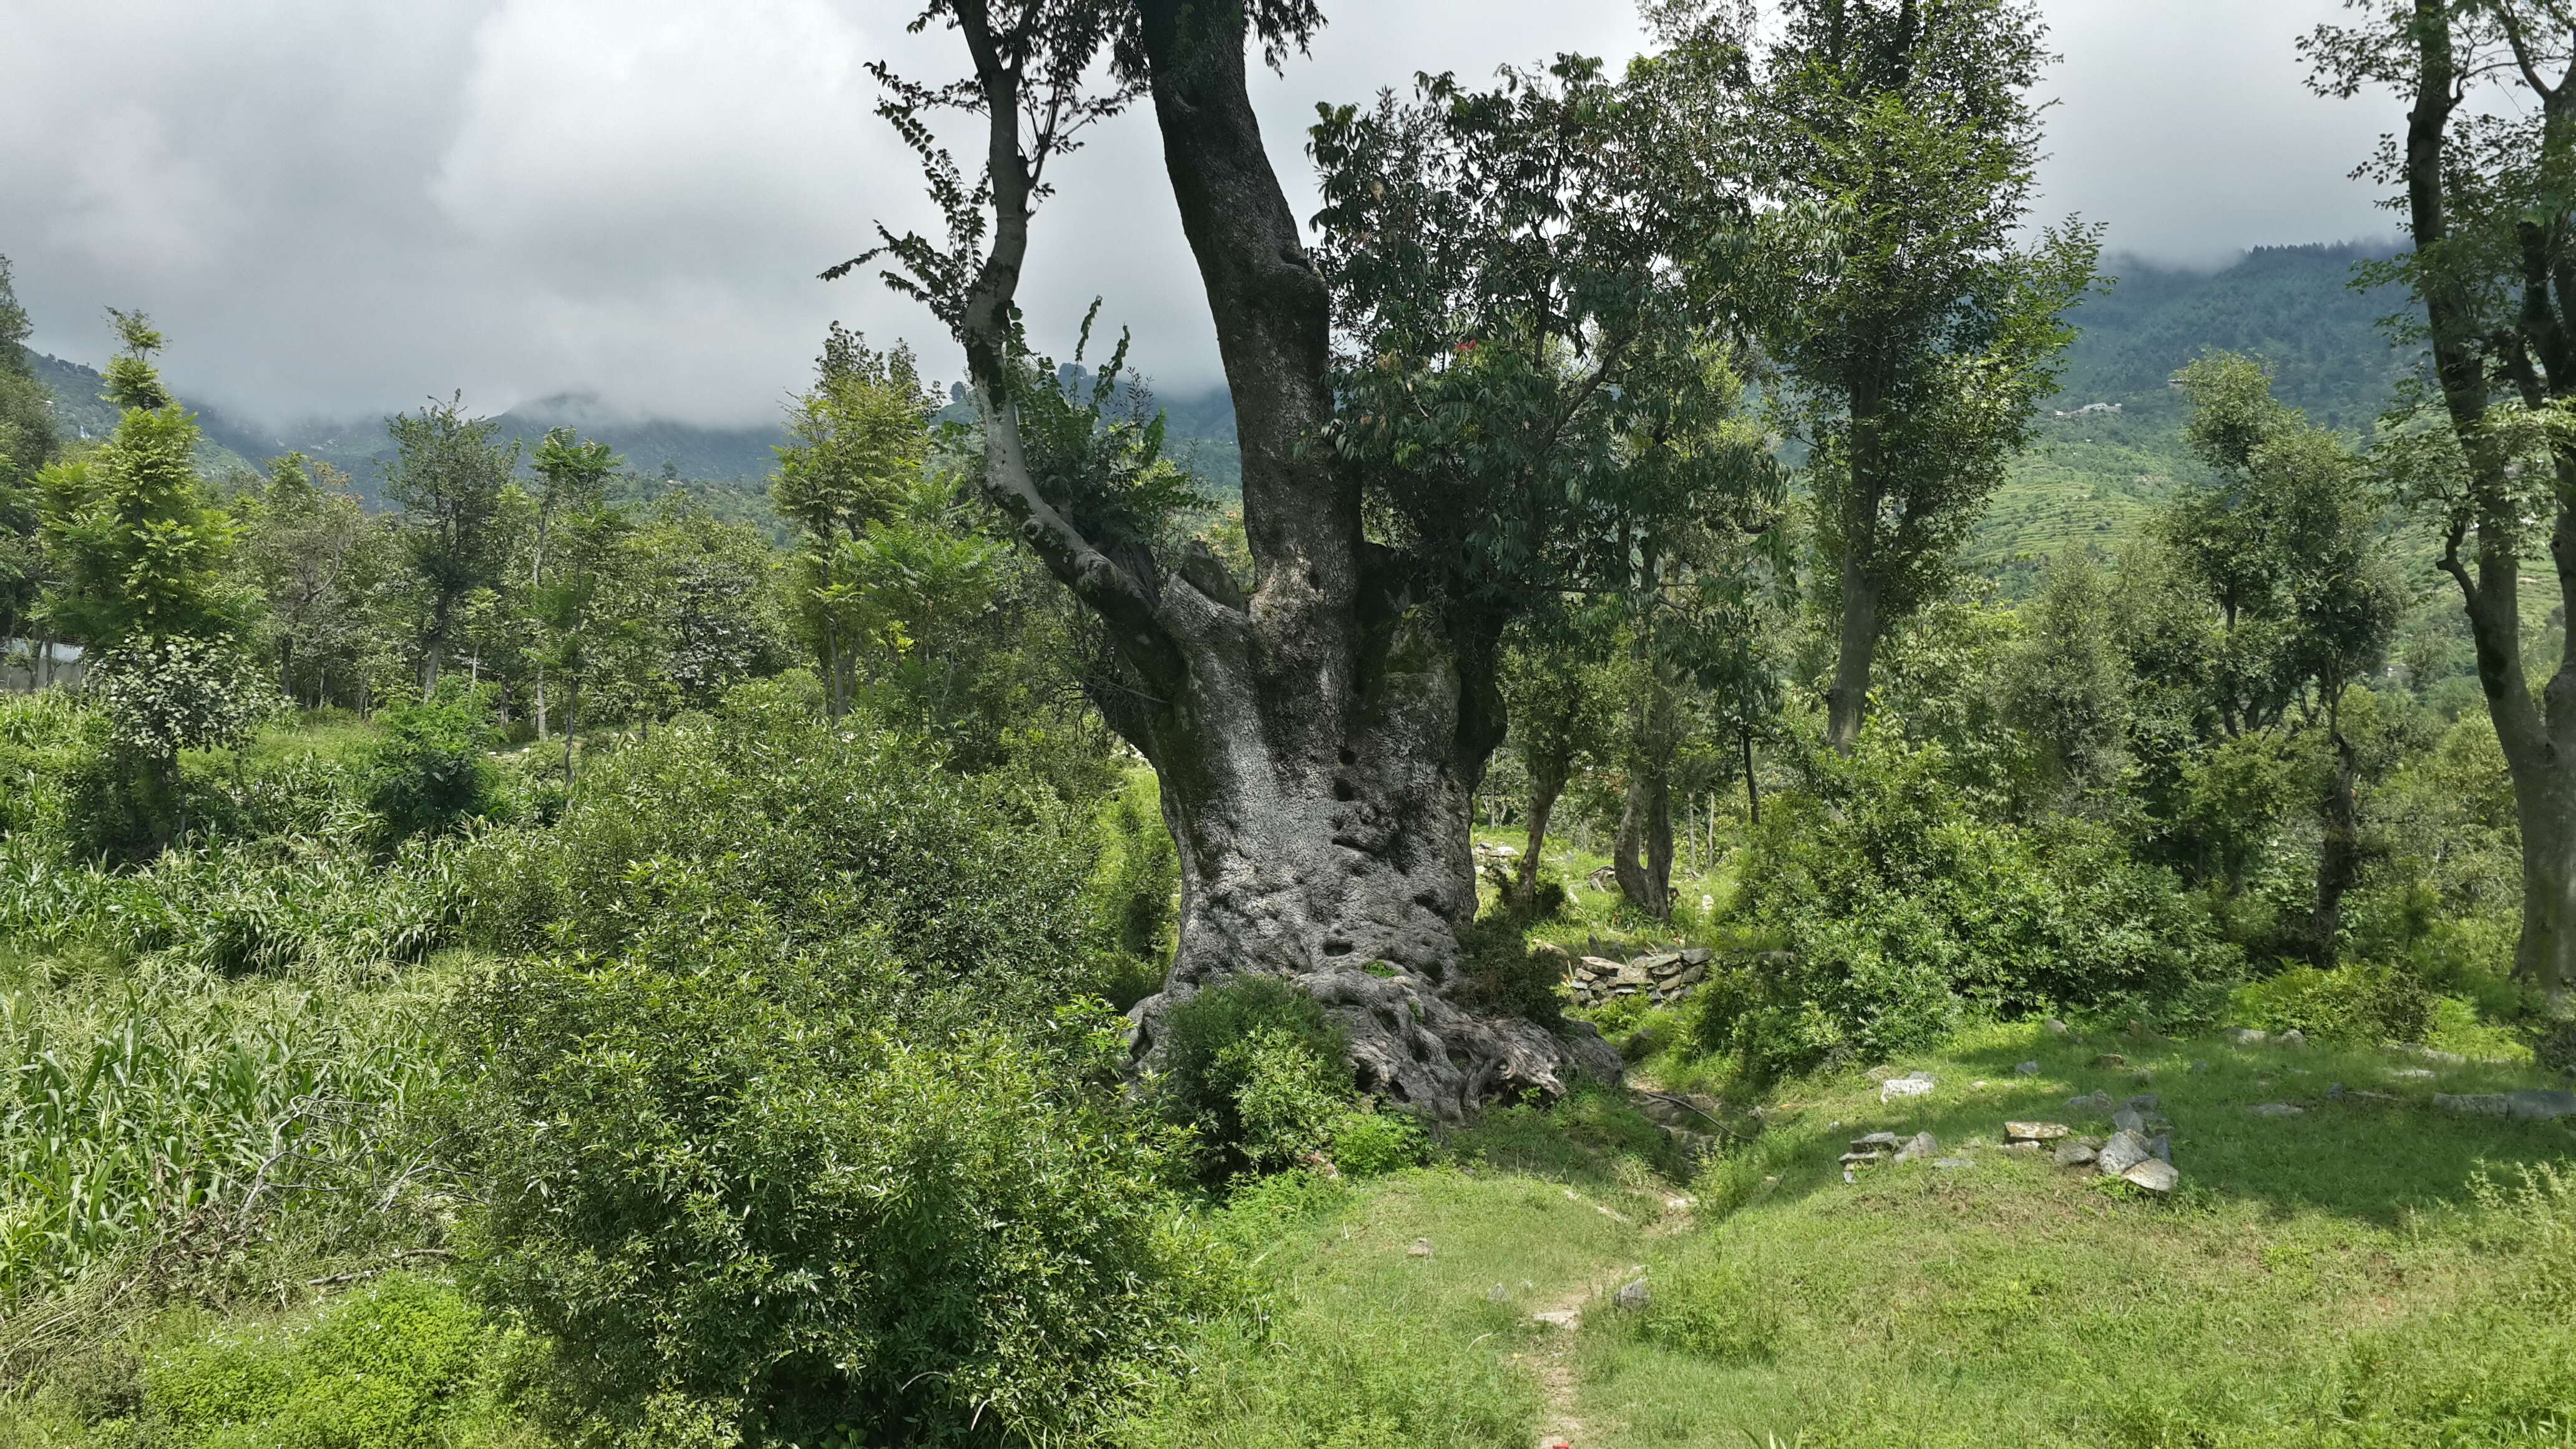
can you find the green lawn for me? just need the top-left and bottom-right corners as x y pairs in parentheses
(1134, 1020), (2576, 1448)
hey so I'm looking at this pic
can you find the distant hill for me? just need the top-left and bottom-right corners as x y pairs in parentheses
(31, 242), (2416, 583)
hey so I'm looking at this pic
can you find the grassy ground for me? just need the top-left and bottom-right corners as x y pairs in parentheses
(1134, 1020), (2576, 1449)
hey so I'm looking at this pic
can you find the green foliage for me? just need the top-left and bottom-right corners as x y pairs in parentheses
(1152, 977), (1350, 1183)
(457, 681), (1098, 1013)
(1450, 916), (1569, 1027)
(1641, 1258), (1782, 1364)
(35, 316), (248, 653)
(1697, 734), (2233, 1078)
(2230, 962), (2436, 1045)
(363, 684), (500, 844)
(454, 948), (1199, 1448)
(0, 958), (450, 1308)
(135, 1276), (489, 1449)
(383, 396), (519, 693)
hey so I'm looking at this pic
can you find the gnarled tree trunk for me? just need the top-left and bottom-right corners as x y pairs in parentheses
(939, 0), (1618, 1117)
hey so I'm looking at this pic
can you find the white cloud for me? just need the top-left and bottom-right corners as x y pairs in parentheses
(0, 0), (2414, 428)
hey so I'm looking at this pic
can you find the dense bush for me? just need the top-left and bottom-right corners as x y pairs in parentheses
(133, 1275), (494, 1449)
(457, 678), (1099, 1015)
(1693, 736), (2235, 1078)
(363, 684), (502, 844)
(1151, 977), (1347, 1181)
(2232, 962), (2436, 1045)
(453, 944), (1204, 1448)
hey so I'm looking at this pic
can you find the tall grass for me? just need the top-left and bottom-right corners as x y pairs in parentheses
(0, 964), (453, 1307)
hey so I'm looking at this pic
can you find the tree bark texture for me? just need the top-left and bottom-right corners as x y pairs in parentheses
(2403, 0), (2576, 999)
(2310, 718), (2362, 967)
(1515, 765), (1566, 904)
(945, 0), (1619, 1115)
(1825, 553), (1881, 753)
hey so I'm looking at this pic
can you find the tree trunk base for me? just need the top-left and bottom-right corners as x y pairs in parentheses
(1129, 965), (1624, 1123)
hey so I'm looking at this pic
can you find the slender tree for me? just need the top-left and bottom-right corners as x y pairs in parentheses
(1747, 0), (2100, 750)
(240, 453), (379, 706)
(527, 426), (618, 736)
(2308, 0), (2576, 998)
(847, 9), (1770, 1106)
(383, 396), (517, 698)
(0, 257), (57, 661)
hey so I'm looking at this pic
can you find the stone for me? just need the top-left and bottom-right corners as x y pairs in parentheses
(2004, 1121), (2071, 1143)
(2003, 1140), (2044, 1154)
(1638, 952), (1685, 978)
(1880, 1072), (1937, 1103)
(2494, 1090), (2576, 1120)
(2123, 1094), (2162, 1112)
(2248, 1103), (2304, 1117)
(2067, 1090), (2115, 1113)
(2016, 1060), (2041, 1076)
(2044, 1018), (2072, 1037)
(2097, 1129), (2152, 1176)
(1933, 1156), (1975, 1169)
(1843, 1168), (1856, 1184)
(2391, 1068), (2436, 1080)
(1577, 955), (1625, 979)
(1838, 1151), (1885, 1166)
(1408, 1237), (1435, 1257)
(1851, 1131), (1900, 1151)
(2093, 1053), (2129, 1068)
(2114, 1106), (2147, 1133)
(2224, 1028), (2268, 1046)
(1616, 1279), (1651, 1310)
(2280, 1029), (2309, 1050)
(2121, 1158), (2180, 1193)
(1681, 947), (1713, 965)
(1893, 1131), (1939, 1163)
(1534, 1309), (1580, 1329)
(2054, 1140), (2098, 1168)
(2147, 1134), (2171, 1163)
(1490, 1283), (1510, 1303)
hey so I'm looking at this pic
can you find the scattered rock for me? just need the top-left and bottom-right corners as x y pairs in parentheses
(2224, 1028), (2268, 1046)
(2004, 1121), (2071, 1143)
(1408, 1237), (1435, 1257)
(1893, 1130), (1939, 1163)
(1616, 1279), (1651, 1310)
(2121, 1158), (2180, 1194)
(2067, 1090), (2115, 1114)
(2280, 1029), (2309, 1050)
(2054, 1140), (2098, 1168)
(1838, 1151), (1886, 1166)
(2124, 1094), (2161, 1112)
(2248, 1103), (2305, 1117)
(2391, 1068), (2436, 1080)
(1932, 1157), (1974, 1169)
(1534, 1309), (1580, 1329)
(2147, 1134), (2172, 1163)
(2092, 1053), (2129, 1068)
(2392, 1043), (2466, 1065)
(2114, 1106), (2147, 1133)
(2097, 1129), (2152, 1176)
(1851, 1131), (1900, 1149)
(1843, 1168), (1856, 1184)
(1880, 1072), (1937, 1103)
(1490, 1283), (1510, 1303)
(2044, 1018), (2072, 1037)
(2440, 1090), (2576, 1120)
(2015, 1060), (2041, 1076)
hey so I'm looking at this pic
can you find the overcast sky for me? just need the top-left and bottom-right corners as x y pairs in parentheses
(0, 0), (2405, 431)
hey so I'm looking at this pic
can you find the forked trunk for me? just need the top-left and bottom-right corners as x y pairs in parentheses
(939, 0), (1619, 1118)
(1513, 761), (1567, 903)
(1611, 768), (1672, 919)
(2310, 720), (2362, 967)
(1826, 559), (1881, 753)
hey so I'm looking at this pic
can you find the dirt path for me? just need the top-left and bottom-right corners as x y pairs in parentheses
(1526, 1281), (1594, 1449)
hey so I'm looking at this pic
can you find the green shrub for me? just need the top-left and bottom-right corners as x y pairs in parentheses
(1325, 1108), (1427, 1177)
(363, 684), (500, 844)
(2533, 1016), (2576, 1078)
(1152, 976), (1350, 1182)
(2231, 962), (2436, 1044)
(459, 681), (1098, 1017)
(1090, 769), (1178, 961)
(1698, 735), (2234, 1078)
(454, 949), (1203, 1448)
(140, 1275), (489, 1449)
(1641, 1259), (1782, 1363)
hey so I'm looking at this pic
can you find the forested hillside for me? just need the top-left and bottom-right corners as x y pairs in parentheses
(6, 1), (2575, 1445)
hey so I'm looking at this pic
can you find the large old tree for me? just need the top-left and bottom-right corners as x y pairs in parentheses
(846, 2), (1776, 1112)
(2309, 0), (2576, 1000)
